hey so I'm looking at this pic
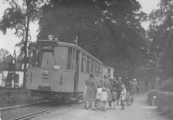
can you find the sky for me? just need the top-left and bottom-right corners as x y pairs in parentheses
(0, 0), (159, 54)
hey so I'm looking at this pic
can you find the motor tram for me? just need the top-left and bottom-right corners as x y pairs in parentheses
(26, 36), (114, 101)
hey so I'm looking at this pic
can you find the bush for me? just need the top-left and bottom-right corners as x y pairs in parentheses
(147, 89), (159, 106)
(159, 77), (173, 92)
(156, 92), (173, 118)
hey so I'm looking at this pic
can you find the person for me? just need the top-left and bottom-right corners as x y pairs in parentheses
(115, 77), (124, 105)
(95, 71), (103, 109)
(111, 87), (117, 109)
(83, 85), (87, 108)
(103, 75), (112, 109)
(85, 74), (97, 110)
(100, 87), (109, 111)
(108, 74), (113, 86)
(130, 78), (138, 102)
(120, 85), (126, 110)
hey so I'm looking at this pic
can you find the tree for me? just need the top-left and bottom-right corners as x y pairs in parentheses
(38, 0), (148, 78)
(0, 48), (9, 62)
(0, 0), (42, 88)
(147, 0), (173, 81)
(0, 49), (10, 71)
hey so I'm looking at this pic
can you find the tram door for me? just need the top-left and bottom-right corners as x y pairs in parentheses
(74, 50), (80, 92)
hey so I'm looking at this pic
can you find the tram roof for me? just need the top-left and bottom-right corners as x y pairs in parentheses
(30, 40), (103, 64)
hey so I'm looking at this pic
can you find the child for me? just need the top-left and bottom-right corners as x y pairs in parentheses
(111, 87), (117, 109)
(83, 85), (87, 109)
(120, 85), (126, 110)
(96, 87), (102, 109)
(100, 87), (109, 111)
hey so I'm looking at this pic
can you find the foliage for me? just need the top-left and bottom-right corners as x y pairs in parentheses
(0, 48), (9, 62)
(0, 90), (43, 108)
(156, 91), (173, 118)
(38, 0), (148, 78)
(147, 89), (159, 106)
(0, 0), (42, 60)
(0, 53), (12, 71)
(147, 0), (173, 81)
(0, 0), (44, 87)
(159, 77), (173, 92)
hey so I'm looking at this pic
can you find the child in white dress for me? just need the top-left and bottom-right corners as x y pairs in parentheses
(120, 85), (126, 110)
(100, 87), (108, 111)
(96, 87), (102, 109)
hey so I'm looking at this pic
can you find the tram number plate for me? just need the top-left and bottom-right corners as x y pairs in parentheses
(38, 86), (51, 91)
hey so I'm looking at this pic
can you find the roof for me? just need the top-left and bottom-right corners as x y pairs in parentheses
(30, 40), (103, 64)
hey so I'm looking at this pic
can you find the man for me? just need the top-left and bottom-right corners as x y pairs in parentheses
(115, 77), (124, 105)
(130, 78), (138, 102)
(85, 73), (97, 110)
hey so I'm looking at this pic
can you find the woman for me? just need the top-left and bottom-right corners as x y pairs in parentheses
(103, 75), (112, 109)
(85, 74), (97, 110)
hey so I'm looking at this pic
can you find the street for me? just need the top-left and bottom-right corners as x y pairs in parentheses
(32, 94), (171, 120)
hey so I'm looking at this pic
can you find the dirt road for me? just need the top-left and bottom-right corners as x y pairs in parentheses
(32, 94), (171, 120)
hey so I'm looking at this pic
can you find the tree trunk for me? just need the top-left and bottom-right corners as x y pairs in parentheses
(23, 0), (30, 88)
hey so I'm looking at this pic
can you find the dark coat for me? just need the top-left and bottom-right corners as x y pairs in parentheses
(85, 77), (97, 101)
(103, 78), (112, 101)
(115, 81), (124, 92)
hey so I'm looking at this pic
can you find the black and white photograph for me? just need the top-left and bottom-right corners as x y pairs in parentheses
(0, 0), (173, 120)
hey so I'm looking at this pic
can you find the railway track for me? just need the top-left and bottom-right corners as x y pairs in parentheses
(12, 103), (80, 120)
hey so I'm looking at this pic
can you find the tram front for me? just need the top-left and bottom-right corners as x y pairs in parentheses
(26, 38), (75, 99)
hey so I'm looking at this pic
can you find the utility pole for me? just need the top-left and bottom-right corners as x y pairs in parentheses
(12, 49), (16, 88)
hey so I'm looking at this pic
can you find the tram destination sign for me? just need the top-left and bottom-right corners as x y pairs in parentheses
(37, 40), (58, 47)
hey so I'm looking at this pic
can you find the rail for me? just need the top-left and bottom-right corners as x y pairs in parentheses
(13, 102), (82, 120)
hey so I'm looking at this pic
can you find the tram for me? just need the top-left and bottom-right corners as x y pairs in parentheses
(26, 36), (114, 101)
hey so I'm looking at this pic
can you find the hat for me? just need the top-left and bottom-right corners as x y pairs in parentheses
(121, 84), (125, 88)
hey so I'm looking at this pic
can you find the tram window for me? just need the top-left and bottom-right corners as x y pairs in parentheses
(54, 47), (68, 69)
(81, 53), (86, 72)
(94, 62), (97, 74)
(41, 51), (54, 68)
(86, 57), (91, 73)
(108, 68), (110, 74)
(37, 50), (43, 67)
(67, 47), (72, 70)
(72, 49), (76, 70)
(29, 50), (37, 67)
(91, 62), (94, 74)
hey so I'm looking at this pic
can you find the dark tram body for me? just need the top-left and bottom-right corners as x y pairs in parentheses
(26, 39), (114, 101)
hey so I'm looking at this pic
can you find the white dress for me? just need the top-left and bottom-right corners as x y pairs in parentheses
(100, 91), (108, 101)
(96, 88), (102, 99)
(121, 89), (127, 100)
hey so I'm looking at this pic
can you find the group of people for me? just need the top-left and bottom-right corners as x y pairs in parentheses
(83, 71), (139, 111)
